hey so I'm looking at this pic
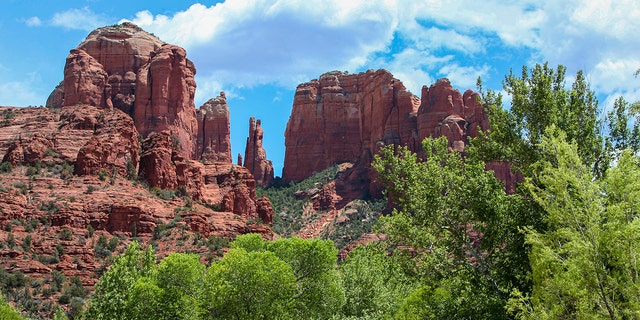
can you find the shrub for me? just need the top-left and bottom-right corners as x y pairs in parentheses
(98, 170), (108, 181)
(21, 235), (31, 252)
(0, 162), (12, 173)
(59, 228), (73, 241)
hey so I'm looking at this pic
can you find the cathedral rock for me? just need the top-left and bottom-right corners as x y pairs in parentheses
(283, 69), (491, 200)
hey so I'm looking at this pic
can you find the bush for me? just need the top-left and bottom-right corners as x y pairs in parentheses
(59, 228), (73, 241)
(94, 236), (111, 258)
(0, 162), (12, 173)
(98, 170), (108, 181)
(21, 235), (31, 252)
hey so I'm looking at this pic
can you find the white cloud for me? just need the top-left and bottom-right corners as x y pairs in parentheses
(439, 64), (490, 90)
(124, 0), (398, 91)
(400, 1), (545, 48)
(50, 7), (109, 31)
(0, 81), (43, 107)
(25, 16), (42, 27)
(117, 0), (639, 108)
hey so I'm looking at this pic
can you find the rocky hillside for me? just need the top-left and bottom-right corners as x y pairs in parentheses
(0, 23), (274, 317)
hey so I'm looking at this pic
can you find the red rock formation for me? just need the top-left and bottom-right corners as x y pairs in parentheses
(2, 133), (54, 166)
(283, 70), (491, 203)
(417, 79), (489, 151)
(49, 23), (198, 159)
(139, 131), (182, 190)
(196, 93), (232, 163)
(256, 195), (274, 225)
(75, 107), (140, 176)
(0, 23), (279, 315)
(134, 44), (198, 159)
(244, 117), (274, 186)
(62, 49), (109, 108)
(283, 70), (421, 182)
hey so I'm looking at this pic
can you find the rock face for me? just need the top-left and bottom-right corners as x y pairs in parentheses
(244, 117), (274, 186)
(283, 70), (421, 182)
(75, 107), (140, 177)
(283, 69), (490, 201)
(417, 78), (489, 152)
(62, 49), (109, 108)
(133, 44), (198, 159)
(196, 93), (232, 163)
(49, 22), (198, 159)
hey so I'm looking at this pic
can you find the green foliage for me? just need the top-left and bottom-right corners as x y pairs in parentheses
(87, 235), (350, 319)
(509, 128), (640, 319)
(84, 241), (156, 319)
(0, 294), (23, 320)
(20, 235), (31, 252)
(269, 237), (345, 319)
(204, 248), (296, 319)
(85, 185), (97, 194)
(341, 245), (415, 319)
(128, 253), (205, 320)
(605, 96), (640, 155)
(373, 136), (527, 319)
(257, 164), (342, 235)
(0, 162), (13, 173)
(59, 228), (73, 241)
(230, 233), (266, 252)
(322, 199), (386, 249)
(150, 187), (177, 200)
(126, 160), (137, 180)
(476, 63), (604, 176)
(97, 170), (108, 181)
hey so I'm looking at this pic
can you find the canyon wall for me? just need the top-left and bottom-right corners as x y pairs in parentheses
(283, 70), (491, 200)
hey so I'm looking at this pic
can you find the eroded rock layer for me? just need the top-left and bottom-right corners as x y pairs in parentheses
(48, 22), (199, 159)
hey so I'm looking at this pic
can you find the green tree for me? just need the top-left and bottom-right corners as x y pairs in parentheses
(229, 233), (345, 319)
(204, 248), (297, 319)
(268, 237), (345, 319)
(478, 63), (604, 176)
(509, 127), (640, 319)
(84, 241), (155, 319)
(0, 294), (23, 320)
(373, 136), (525, 319)
(126, 253), (205, 320)
(340, 245), (414, 319)
(605, 96), (640, 154)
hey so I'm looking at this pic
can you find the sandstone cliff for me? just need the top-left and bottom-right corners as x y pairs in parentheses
(244, 117), (274, 187)
(283, 69), (490, 203)
(196, 93), (232, 163)
(43, 23), (269, 221)
(49, 22), (198, 160)
(283, 70), (421, 182)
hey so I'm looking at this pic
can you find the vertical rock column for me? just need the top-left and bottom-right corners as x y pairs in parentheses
(244, 117), (274, 187)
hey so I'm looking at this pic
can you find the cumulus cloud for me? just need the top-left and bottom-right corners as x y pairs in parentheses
(117, 0), (639, 106)
(25, 16), (42, 27)
(123, 0), (398, 90)
(51, 7), (109, 31)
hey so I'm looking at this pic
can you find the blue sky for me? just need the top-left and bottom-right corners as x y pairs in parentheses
(1, 0), (639, 176)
